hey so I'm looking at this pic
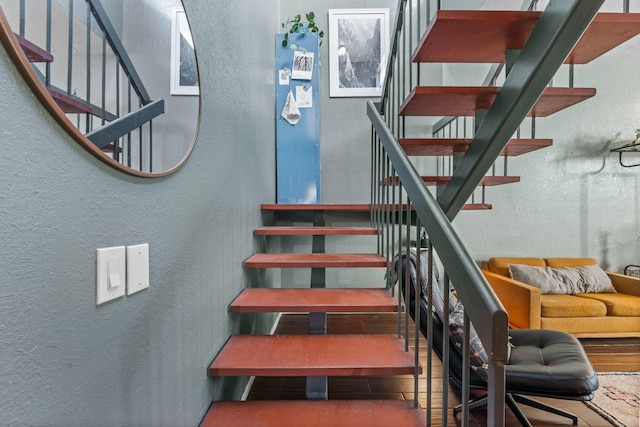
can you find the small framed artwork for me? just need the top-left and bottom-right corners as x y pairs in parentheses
(170, 7), (199, 95)
(328, 8), (389, 98)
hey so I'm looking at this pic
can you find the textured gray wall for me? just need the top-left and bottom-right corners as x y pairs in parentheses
(0, 0), (278, 426)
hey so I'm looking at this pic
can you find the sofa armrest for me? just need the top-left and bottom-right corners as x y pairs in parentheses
(482, 271), (541, 329)
(607, 272), (640, 296)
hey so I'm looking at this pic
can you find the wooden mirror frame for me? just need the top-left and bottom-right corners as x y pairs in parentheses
(0, 6), (200, 178)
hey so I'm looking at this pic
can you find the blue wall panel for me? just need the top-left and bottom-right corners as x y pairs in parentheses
(276, 33), (321, 204)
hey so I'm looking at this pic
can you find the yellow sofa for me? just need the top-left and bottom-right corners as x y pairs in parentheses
(482, 257), (640, 338)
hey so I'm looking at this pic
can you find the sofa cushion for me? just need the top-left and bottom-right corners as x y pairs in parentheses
(486, 257), (546, 277)
(544, 257), (599, 268)
(540, 294), (608, 318)
(574, 293), (640, 316)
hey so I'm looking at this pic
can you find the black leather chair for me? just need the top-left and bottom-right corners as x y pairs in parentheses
(398, 253), (599, 426)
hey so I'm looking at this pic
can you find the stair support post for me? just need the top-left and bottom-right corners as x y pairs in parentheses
(308, 210), (328, 399)
(437, 0), (605, 221)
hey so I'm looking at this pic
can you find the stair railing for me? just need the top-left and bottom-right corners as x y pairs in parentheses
(9, 0), (164, 172)
(372, 2), (509, 425)
(369, 100), (509, 427)
(369, 0), (606, 424)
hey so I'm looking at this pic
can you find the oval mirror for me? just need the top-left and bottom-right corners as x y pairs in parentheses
(0, 0), (200, 177)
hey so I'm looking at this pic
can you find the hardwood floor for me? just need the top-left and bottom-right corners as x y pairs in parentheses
(247, 313), (640, 426)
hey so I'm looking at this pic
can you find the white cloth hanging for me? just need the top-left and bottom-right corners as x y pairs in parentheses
(281, 90), (301, 125)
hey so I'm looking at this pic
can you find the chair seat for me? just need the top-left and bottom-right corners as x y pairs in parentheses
(506, 328), (599, 399)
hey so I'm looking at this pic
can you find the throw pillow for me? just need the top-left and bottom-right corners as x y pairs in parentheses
(508, 263), (616, 294)
(574, 264), (616, 293)
(448, 300), (489, 382)
(508, 264), (575, 294)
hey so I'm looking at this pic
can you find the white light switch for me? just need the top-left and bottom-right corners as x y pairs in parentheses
(127, 244), (149, 295)
(96, 246), (126, 305)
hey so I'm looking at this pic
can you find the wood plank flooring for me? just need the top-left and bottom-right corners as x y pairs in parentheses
(247, 313), (640, 427)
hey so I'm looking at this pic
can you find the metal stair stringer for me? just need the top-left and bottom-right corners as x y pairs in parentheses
(437, 0), (605, 221)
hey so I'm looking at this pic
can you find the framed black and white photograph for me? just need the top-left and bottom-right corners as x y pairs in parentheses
(328, 8), (389, 98)
(170, 7), (199, 95)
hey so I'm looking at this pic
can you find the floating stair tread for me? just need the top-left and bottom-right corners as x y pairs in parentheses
(399, 138), (552, 156)
(255, 226), (379, 236)
(261, 203), (487, 212)
(261, 203), (371, 212)
(244, 253), (388, 268)
(200, 400), (426, 427)
(14, 33), (53, 62)
(382, 176), (520, 186)
(461, 203), (492, 210)
(398, 86), (595, 117)
(209, 334), (418, 377)
(413, 11), (640, 64)
(101, 143), (123, 154)
(230, 288), (398, 313)
(47, 88), (93, 114)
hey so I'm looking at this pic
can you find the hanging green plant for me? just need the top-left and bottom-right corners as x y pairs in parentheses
(281, 12), (325, 48)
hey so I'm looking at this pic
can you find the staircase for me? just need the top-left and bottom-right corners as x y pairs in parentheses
(202, 3), (640, 426)
(202, 203), (426, 426)
(389, 9), (640, 214)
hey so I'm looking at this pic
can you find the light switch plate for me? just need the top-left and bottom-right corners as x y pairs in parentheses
(127, 244), (149, 295)
(96, 246), (126, 305)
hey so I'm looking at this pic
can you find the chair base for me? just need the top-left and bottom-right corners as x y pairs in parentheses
(454, 393), (578, 427)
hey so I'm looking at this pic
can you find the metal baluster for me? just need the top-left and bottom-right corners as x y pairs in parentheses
(385, 156), (391, 269)
(370, 129), (376, 227)
(85, 5), (91, 133)
(138, 100), (143, 171)
(413, 220), (421, 410)
(426, 243), (434, 425)
(442, 271), (451, 426)
(114, 64), (120, 162)
(67, 0), (73, 95)
(461, 308), (471, 427)
(404, 202), (411, 352)
(101, 31), (106, 125)
(127, 81), (132, 168)
(149, 120), (153, 173)
(397, 182), (404, 338)
(390, 165), (396, 295)
(19, 0), (25, 36)
(45, 0), (51, 87)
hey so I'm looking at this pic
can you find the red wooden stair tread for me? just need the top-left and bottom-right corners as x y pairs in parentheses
(230, 288), (398, 313)
(413, 11), (640, 64)
(399, 138), (552, 156)
(47, 88), (93, 114)
(244, 253), (388, 268)
(261, 203), (371, 212)
(382, 175), (520, 186)
(398, 86), (595, 117)
(255, 226), (379, 236)
(200, 400), (426, 427)
(209, 334), (419, 377)
(14, 33), (53, 62)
